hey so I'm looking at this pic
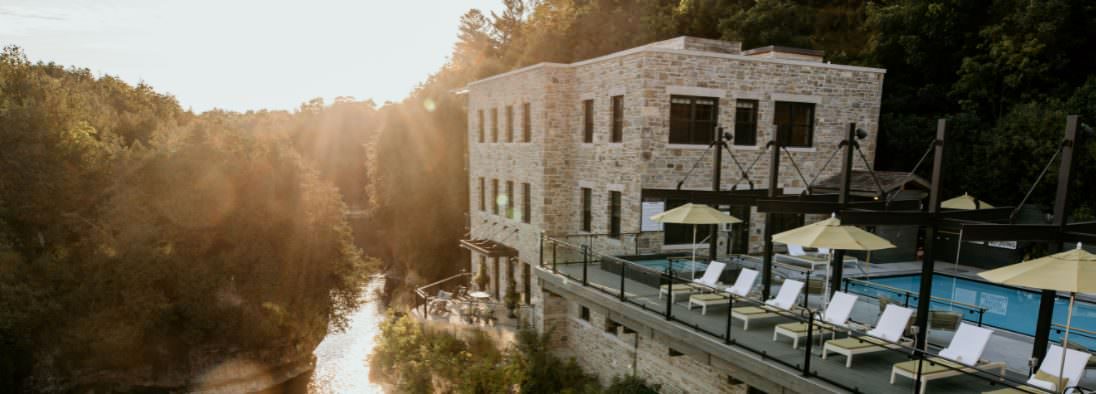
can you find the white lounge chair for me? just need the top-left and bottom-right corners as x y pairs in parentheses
(891, 323), (1008, 394)
(730, 279), (804, 330)
(983, 345), (1092, 394)
(688, 268), (759, 315)
(773, 291), (859, 349)
(658, 261), (725, 302)
(822, 304), (915, 367)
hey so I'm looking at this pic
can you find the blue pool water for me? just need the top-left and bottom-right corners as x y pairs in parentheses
(631, 258), (708, 273)
(847, 274), (1096, 350)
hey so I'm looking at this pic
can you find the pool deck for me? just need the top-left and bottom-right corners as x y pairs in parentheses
(550, 258), (1095, 392)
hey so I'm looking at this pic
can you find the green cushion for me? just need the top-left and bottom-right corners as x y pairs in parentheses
(826, 337), (889, 350)
(691, 293), (729, 302)
(777, 322), (834, 334)
(893, 358), (964, 375)
(732, 306), (769, 315)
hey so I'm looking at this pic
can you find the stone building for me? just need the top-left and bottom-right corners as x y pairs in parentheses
(459, 36), (885, 392)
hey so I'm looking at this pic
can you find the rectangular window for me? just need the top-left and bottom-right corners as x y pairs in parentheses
(506, 181), (514, 219)
(477, 110), (485, 143)
(478, 177), (485, 211)
(608, 191), (621, 239)
(522, 182), (531, 224)
(522, 102), (531, 142)
(505, 105), (514, 143)
(582, 99), (594, 143)
(664, 199), (712, 245)
(492, 179), (499, 215)
(610, 95), (623, 143)
(669, 96), (718, 145)
(581, 188), (592, 232)
(734, 99), (758, 146)
(774, 101), (815, 147)
(491, 108), (498, 143)
(579, 305), (590, 321)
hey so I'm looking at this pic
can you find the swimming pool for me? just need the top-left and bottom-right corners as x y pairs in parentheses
(631, 258), (708, 273)
(847, 274), (1096, 349)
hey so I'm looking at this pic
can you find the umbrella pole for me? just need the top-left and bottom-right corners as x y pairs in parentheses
(1058, 292), (1074, 393)
(691, 225), (697, 280)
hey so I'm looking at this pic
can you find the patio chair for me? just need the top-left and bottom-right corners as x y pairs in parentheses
(687, 268), (759, 315)
(982, 345), (1091, 394)
(890, 323), (1008, 394)
(730, 279), (804, 330)
(822, 304), (915, 367)
(658, 261), (726, 302)
(773, 291), (859, 349)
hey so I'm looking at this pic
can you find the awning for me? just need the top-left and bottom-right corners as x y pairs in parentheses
(460, 238), (519, 257)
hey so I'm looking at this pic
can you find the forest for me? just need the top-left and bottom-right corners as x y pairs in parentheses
(1, 0), (1095, 390)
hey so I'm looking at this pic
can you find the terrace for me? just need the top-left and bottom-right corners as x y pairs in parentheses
(540, 236), (1096, 393)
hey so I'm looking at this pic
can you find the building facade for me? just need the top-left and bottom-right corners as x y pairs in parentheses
(461, 36), (885, 392)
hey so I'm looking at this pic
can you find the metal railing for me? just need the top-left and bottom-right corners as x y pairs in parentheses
(539, 234), (1081, 394)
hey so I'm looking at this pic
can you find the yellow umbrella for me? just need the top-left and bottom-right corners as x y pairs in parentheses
(651, 203), (742, 269)
(772, 216), (896, 251)
(979, 243), (1096, 392)
(772, 215), (896, 303)
(941, 192), (994, 210)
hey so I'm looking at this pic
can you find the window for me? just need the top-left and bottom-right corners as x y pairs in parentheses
(610, 95), (623, 143)
(579, 305), (590, 321)
(669, 96), (718, 144)
(505, 105), (514, 143)
(605, 318), (621, 335)
(505, 181), (514, 219)
(491, 108), (498, 143)
(478, 178), (485, 211)
(522, 103), (531, 142)
(608, 191), (621, 239)
(582, 99), (594, 143)
(522, 182), (531, 224)
(581, 188), (592, 232)
(477, 110), (484, 143)
(734, 99), (758, 146)
(664, 199), (712, 245)
(492, 179), (499, 215)
(774, 101), (815, 147)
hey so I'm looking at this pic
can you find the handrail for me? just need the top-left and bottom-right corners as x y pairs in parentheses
(844, 277), (986, 313)
(1052, 323), (1096, 338)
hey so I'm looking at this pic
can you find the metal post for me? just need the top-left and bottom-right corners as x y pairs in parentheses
(803, 311), (815, 377)
(725, 296), (734, 344)
(762, 127), (782, 299)
(582, 245), (589, 286)
(666, 268), (674, 321)
(914, 119), (946, 351)
(1033, 115), (1080, 362)
(620, 261), (627, 301)
(831, 124), (856, 297)
(711, 127), (723, 261)
(552, 242), (558, 274)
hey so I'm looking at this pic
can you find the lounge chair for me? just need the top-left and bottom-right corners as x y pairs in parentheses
(773, 291), (859, 349)
(822, 304), (914, 367)
(658, 261), (725, 302)
(687, 268), (759, 315)
(730, 279), (804, 330)
(982, 345), (1091, 394)
(890, 323), (1008, 394)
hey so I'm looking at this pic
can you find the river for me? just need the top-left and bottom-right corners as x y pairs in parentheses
(272, 278), (387, 393)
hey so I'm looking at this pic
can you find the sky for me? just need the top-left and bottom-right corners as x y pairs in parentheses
(0, 0), (501, 113)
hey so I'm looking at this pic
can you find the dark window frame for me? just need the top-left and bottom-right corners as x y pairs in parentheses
(579, 305), (590, 321)
(477, 110), (485, 143)
(608, 191), (621, 239)
(582, 99), (594, 143)
(610, 95), (623, 143)
(506, 180), (514, 219)
(505, 105), (514, 143)
(478, 177), (485, 211)
(734, 99), (758, 146)
(581, 188), (592, 232)
(522, 102), (531, 142)
(522, 182), (531, 224)
(491, 108), (498, 143)
(668, 95), (719, 145)
(492, 179), (499, 215)
(774, 101), (815, 148)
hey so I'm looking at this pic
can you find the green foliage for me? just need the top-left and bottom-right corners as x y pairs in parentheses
(0, 46), (378, 389)
(605, 375), (660, 394)
(369, 314), (600, 393)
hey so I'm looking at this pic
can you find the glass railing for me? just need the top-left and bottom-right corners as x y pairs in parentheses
(539, 235), (1079, 394)
(844, 277), (989, 327)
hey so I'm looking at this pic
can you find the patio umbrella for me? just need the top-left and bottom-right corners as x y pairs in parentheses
(651, 203), (742, 276)
(941, 192), (994, 210)
(772, 215), (896, 302)
(978, 243), (1096, 392)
